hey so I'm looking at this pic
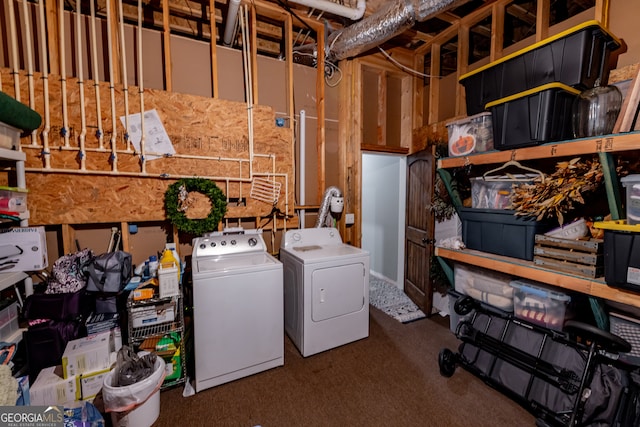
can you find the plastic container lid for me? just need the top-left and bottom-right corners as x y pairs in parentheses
(621, 174), (640, 186)
(593, 220), (640, 232)
(459, 20), (622, 82)
(509, 279), (571, 302)
(485, 82), (580, 109)
(446, 111), (492, 127)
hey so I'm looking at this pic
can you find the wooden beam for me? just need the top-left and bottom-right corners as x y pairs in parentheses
(536, 0), (550, 42)
(491, 1), (505, 61)
(163, 0), (173, 92)
(428, 43), (441, 124)
(46, 0), (60, 76)
(456, 23), (470, 117)
(62, 224), (75, 255)
(250, 5), (259, 105)
(595, 0), (610, 28)
(413, 52), (424, 129)
(120, 221), (130, 252)
(285, 14), (294, 130)
(377, 69), (386, 145)
(108, 0), (121, 85)
(315, 21), (325, 201)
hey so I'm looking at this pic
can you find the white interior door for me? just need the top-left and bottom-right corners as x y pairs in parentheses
(361, 153), (406, 288)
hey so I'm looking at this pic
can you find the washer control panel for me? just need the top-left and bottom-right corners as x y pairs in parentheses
(193, 229), (266, 258)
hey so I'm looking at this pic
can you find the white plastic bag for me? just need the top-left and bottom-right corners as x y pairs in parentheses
(102, 355), (166, 413)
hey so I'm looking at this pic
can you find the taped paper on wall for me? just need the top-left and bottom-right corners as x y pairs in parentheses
(120, 109), (175, 160)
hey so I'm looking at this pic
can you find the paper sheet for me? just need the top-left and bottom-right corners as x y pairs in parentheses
(120, 109), (175, 160)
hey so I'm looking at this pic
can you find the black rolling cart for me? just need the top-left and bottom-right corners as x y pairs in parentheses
(439, 294), (634, 427)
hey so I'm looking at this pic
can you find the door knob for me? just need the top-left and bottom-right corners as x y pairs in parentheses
(422, 238), (436, 245)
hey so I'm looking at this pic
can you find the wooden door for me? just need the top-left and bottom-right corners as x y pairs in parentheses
(404, 149), (435, 315)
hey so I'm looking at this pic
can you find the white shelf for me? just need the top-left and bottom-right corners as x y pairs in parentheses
(0, 271), (27, 294)
(0, 148), (25, 163)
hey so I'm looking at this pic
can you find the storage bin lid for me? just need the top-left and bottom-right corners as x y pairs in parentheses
(594, 220), (640, 232)
(485, 82), (580, 109)
(459, 20), (622, 82)
(0, 186), (28, 193)
(446, 111), (492, 127)
(621, 174), (640, 186)
(509, 279), (571, 302)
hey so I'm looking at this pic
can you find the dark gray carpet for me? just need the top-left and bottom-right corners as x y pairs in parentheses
(153, 308), (533, 426)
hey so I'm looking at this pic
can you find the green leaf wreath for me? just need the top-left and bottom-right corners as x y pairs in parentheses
(164, 178), (227, 235)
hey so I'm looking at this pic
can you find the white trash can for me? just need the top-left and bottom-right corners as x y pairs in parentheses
(103, 356), (166, 427)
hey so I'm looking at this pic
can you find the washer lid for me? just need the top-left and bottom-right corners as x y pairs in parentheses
(194, 252), (280, 274)
(282, 242), (368, 263)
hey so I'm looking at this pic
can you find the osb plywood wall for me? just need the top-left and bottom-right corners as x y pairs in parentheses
(1, 68), (295, 226)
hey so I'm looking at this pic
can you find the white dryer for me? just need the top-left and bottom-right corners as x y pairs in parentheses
(280, 227), (369, 357)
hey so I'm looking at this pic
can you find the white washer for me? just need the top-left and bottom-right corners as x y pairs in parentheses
(280, 227), (369, 357)
(192, 229), (283, 393)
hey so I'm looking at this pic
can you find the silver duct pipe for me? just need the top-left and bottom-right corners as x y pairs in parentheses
(315, 186), (343, 228)
(324, 0), (463, 62)
(289, 0), (366, 20)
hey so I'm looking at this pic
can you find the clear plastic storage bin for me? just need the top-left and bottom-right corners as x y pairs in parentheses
(510, 279), (572, 331)
(446, 112), (494, 156)
(621, 174), (640, 225)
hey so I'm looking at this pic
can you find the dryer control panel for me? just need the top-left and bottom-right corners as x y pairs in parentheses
(192, 228), (267, 258)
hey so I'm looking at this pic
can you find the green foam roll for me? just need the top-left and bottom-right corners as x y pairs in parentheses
(0, 91), (42, 133)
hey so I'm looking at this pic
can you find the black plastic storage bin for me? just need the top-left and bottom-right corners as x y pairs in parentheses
(460, 207), (552, 261)
(486, 83), (580, 150)
(460, 20), (622, 115)
(594, 221), (640, 293)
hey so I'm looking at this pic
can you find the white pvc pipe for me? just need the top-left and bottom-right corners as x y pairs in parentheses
(106, 0), (118, 171)
(20, 0), (37, 146)
(289, 0), (366, 20)
(37, 0), (51, 168)
(89, 0), (105, 150)
(76, 0), (87, 171)
(299, 109), (306, 228)
(138, 0), (146, 174)
(117, 0), (131, 151)
(222, 0), (241, 46)
(240, 6), (254, 175)
(8, 0), (21, 102)
(59, 0), (70, 147)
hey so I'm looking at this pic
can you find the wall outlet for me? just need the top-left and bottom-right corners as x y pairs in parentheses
(345, 213), (355, 225)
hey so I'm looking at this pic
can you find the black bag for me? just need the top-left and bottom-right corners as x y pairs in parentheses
(25, 319), (83, 383)
(86, 251), (132, 294)
(23, 289), (88, 321)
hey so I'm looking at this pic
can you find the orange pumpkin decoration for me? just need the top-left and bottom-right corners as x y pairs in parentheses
(451, 135), (475, 155)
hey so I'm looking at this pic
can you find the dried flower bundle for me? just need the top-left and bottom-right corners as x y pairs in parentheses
(510, 157), (604, 225)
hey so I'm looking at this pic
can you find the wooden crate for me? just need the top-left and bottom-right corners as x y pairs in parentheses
(533, 234), (604, 278)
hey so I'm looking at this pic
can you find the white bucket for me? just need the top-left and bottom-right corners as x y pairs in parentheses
(111, 388), (160, 427)
(103, 354), (165, 427)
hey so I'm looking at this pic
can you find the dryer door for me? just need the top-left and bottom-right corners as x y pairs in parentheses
(311, 262), (366, 321)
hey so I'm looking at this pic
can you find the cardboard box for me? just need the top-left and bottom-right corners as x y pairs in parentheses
(30, 365), (77, 407)
(130, 300), (176, 328)
(0, 226), (48, 272)
(158, 262), (180, 299)
(77, 368), (111, 400)
(62, 332), (113, 379)
(85, 312), (120, 335)
(0, 121), (20, 150)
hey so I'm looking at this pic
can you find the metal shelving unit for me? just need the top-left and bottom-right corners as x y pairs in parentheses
(436, 132), (640, 312)
(126, 293), (186, 389)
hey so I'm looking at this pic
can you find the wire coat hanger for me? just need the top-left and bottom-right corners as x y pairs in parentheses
(483, 160), (544, 181)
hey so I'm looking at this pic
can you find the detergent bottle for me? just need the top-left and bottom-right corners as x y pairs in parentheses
(160, 249), (180, 278)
